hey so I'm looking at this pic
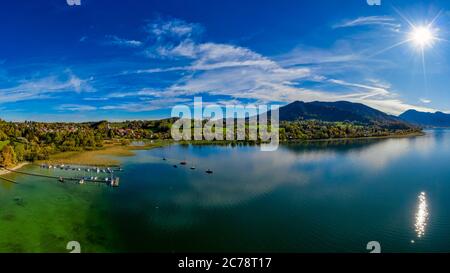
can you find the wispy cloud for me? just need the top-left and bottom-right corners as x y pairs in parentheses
(327, 78), (390, 98)
(333, 16), (401, 30)
(0, 73), (94, 104)
(139, 42), (278, 73)
(420, 98), (432, 104)
(105, 35), (143, 48)
(144, 17), (204, 59)
(146, 17), (203, 39)
(57, 104), (97, 112)
(83, 97), (109, 101)
(107, 89), (161, 99)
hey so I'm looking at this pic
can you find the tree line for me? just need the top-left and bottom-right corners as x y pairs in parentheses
(0, 118), (421, 167)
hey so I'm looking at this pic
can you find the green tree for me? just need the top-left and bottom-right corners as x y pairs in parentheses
(13, 143), (26, 162)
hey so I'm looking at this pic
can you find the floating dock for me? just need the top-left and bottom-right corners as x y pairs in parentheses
(0, 175), (18, 184)
(1, 167), (120, 187)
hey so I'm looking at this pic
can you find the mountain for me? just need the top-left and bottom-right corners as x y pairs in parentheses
(399, 110), (450, 127)
(90, 120), (109, 129)
(276, 101), (415, 129)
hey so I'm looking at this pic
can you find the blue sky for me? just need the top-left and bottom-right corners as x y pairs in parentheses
(1, 0), (450, 121)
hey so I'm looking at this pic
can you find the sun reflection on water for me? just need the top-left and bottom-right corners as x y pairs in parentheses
(415, 192), (429, 238)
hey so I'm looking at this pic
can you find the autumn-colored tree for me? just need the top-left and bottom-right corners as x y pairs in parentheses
(0, 145), (17, 168)
(0, 130), (7, 141)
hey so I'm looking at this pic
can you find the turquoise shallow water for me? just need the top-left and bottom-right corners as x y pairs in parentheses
(1, 130), (450, 252)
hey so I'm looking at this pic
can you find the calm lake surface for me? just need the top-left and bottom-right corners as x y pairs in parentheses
(2, 129), (450, 252)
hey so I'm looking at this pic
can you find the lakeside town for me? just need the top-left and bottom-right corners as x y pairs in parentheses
(0, 103), (422, 171)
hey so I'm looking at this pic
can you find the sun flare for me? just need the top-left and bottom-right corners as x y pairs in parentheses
(409, 25), (436, 49)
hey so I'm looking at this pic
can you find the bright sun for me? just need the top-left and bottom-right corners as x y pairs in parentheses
(409, 26), (436, 49)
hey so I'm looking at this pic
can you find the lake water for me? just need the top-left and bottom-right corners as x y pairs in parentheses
(1, 130), (450, 252)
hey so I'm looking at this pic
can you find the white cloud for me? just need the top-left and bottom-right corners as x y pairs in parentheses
(159, 66), (434, 115)
(327, 78), (390, 98)
(57, 104), (97, 112)
(334, 16), (401, 30)
(420, 98), (432, 104)
(145, 18), (205, 59)
(105, 35), (143, 48)
(107, 89), (161, 99)
(0, 73), (94, 104)
(83, 97), (109, 101)
(146, 18), (203, 39)
(139, 41), (278, 73)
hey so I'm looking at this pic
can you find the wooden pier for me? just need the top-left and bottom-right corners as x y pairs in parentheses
(0, 167), (120, 187)
(0, 175), (18, 184)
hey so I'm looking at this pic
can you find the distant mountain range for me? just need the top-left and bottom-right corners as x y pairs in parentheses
(276, 101), (414, 129)
(399, 110), (450, 127)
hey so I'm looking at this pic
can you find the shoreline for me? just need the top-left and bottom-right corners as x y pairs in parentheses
(0, 162), (29, 176)
(7, 132), (425, 168)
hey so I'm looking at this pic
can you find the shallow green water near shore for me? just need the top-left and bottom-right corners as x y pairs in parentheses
(1, 130), (450, 252)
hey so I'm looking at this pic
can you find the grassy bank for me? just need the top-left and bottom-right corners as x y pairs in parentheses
(38, 140), (170, 167)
